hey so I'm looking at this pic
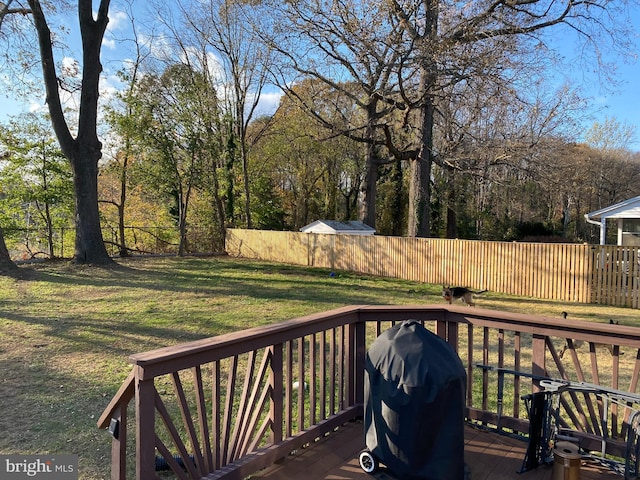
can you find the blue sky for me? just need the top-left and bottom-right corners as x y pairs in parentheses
(2, 3), (639, 149)
(535, 4), (640, 148)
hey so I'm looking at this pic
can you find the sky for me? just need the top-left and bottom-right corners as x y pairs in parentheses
(1, 3), (639, 149)
(537, 6), (640, 149)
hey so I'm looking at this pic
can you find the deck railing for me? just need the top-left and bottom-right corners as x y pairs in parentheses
(98, 305), (640, 479)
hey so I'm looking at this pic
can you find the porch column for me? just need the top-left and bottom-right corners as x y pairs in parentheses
(617, 218), (623, 245)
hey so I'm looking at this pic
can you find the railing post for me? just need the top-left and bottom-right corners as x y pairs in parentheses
(269, 344), (283, 445)
(110, 404), (127, 480)
(346, 320), (366, 407)
(135, 367), (157, 480)
(531, 334), (546, 393)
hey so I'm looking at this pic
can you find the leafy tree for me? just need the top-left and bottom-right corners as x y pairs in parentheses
(0, 0), (35, 272)
(251, 85), (366, 229)
(248, 176), (285, 230)
(376, 158), (407, 236)
(0, 113), (73, 258)
(259, 0), (405, 229)
(171, 0), (274, 229)
(103, 2), (151, 256)
(98, 161), (180, 254)
(124, 63), (224, 255)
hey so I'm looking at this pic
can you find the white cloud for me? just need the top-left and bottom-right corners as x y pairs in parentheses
(139, 33), (174, 63)
(99, 71), (123, 104)
(29, 102), (44, 114)
(103, 38), (116, 50)
(102, 10), (129, 51)
(107, 10), (129, 33)
(253, 91), (283, 117)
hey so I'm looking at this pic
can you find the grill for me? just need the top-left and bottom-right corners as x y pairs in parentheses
(359, 320), (467, 479)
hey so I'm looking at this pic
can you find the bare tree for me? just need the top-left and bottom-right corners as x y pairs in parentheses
(389, 0), (636, 237)
(260, 0), (636, 237)
(434, 76), (585, 237)
(147, 0), (274, 231)
(259, 0), (408, 228)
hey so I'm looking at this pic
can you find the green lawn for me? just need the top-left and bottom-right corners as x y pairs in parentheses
(0, 255), (637, 479)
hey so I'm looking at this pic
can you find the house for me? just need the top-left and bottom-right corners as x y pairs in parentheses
(300, 220), (376, 236)
(585, 195), (640, 245)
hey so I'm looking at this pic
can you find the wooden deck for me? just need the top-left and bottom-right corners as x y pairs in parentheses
(101, 306), (640, 479)
(250, 421), (621, 480)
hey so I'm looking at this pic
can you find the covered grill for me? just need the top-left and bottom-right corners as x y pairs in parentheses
(360, 320), (467, 479)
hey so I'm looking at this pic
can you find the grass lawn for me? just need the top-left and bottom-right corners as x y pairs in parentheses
(0, 255), (637, 479)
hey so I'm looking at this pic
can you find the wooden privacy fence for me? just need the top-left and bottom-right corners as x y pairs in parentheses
(225, 229), (640, 308)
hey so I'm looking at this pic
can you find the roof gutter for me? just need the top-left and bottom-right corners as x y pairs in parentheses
(584, 213), (606, 245)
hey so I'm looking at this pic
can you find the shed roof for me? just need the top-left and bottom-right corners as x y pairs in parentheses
(585, 195), (640, 220)
(300, 220), (376, 235)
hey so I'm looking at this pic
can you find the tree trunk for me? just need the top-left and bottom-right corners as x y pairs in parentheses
(360, 106), (379, 228)
(407, 0), (437, 238)
(72, 142), (112, 263)
(446, 166), (457, 239)
(390, 158), (404, 236)
(117, 154), (129, 257)
(407, 96), (435, 237)
(360, 142), (378, 228)
(0, 228), (18, 274)
(240, 127), (253, 229)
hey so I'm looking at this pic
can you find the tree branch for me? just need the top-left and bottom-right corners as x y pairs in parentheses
(0, 0), (31, 30)
(26, 0), (75, 158)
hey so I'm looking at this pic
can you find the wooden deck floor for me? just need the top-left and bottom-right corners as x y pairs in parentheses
(250, 421), (622, 480)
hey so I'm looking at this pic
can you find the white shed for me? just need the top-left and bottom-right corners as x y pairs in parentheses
(300, 220), (376, 236)
(585, 195), (640, 245)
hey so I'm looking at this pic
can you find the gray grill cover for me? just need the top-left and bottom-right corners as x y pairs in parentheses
(364, 320), (466, 479)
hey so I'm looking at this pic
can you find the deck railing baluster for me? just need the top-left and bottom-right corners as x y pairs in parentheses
(513, 331), (521, 418)
(285, 340), (293, 437)
(269, 344), (283, 446)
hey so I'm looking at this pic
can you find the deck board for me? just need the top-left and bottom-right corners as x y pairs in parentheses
(250, 420), (622, 480)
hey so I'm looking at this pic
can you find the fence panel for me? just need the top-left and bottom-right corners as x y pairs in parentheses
(226, 229), (640, 308)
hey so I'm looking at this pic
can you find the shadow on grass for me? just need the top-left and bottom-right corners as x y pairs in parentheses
(22, 256), (440, 307)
